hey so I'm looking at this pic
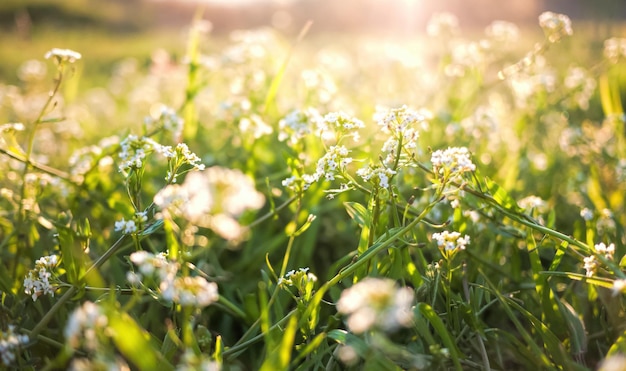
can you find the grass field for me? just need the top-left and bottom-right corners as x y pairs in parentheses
(1, 5), (626, 371)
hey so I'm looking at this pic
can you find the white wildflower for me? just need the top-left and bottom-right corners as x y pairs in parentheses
(426, 12), (459, 37)
(45, 48), (82, 63)
(594, 242), (615, 260)
(580, 208), (594, 221)
(432, 231), (470, 252)
(64, 301), (108, 352)
(583, 255), (597, 277)
(538, 12), (573, 43)
(0, 325), (29, 366)
(431, 147), (476, 176)
(23, 255), (59, 301)
(337, 278), (414, 334)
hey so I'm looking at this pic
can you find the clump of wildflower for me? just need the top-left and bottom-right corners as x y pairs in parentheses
(23, 255), (59, 301)
(319, 111), (365, 142)
(128, 251), (218, 308)
(118, 135), (204, 179)
(538, 12), (573, 43)
(337, 278), (414, 334)
(356, 165), (396, 189)
(518, 196), (549, 213)
(165, 143), (206, 182)
(278, 267), (318, 299)
(374, 105), (430, 166)
(583, 255), (598, 277)
(580, 207), (594, 221)
(426, 12), (459, 38)
(154, 167), (265, 241)
(144, 105), (184, 141)
(485, 20), (519, 44)
(0, 325), (29, 366)
(432, 231), (470, 252)
(64, 301), (108, 352)
(117, 135), (160, 173)
(239, 114), (273, 139)
(114, 211), (148, 235)
(563, 66), (597, 110)
(597, 208), (616, 233)
(603, 38), (626, 64)
(18, 59), (47, 82)
(431, 147), (476, 178)
(594, 242), (615, 260)
(44, 48), (82, 63)
(278, 108), (323, 146)
(162, 276), (219, 308)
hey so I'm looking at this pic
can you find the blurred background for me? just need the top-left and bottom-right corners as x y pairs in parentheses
(0, 0), (624, 85)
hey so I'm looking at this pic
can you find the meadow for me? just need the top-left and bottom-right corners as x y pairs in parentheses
(1, 8), (626, 371)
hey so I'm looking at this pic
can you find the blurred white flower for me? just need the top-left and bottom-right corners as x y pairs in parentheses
(538, 12), (573, 43)
(426, 12), (459, 38)
(337, 278), (414, 334)
(64, 301), (108, 351)
(45, 48), (82, 63)
(154, 167), (265, 241)
(0, 325), (29, 366)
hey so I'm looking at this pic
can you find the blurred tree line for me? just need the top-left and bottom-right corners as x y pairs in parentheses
(0, 0), (624, 38)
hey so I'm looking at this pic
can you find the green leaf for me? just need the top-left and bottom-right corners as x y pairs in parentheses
(107, 307), (173, 371)
(417, 303), (463, 371)
(484, 177), (520, 211)
(539, 271), (614, 289)
(344, 201), (371, 227)
(260, 313), (298, 371)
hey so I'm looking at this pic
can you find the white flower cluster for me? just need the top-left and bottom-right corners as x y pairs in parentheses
(374, 105), (430, 166)
(118, 135), (204, 177)
(485, 21), (520, 44)
(118, 135), (164, 172)
(445, 40), (491, 77)
(144, 105), (184, 141)
(431, 147), (476, 177)
(239, 114), (273, 139)
(278, 267), (318, 299)
(518, 195), (549, 213)
(23, 255), (59, 301)
(320, 111), (365, 142)
(278, 108), (323, 145)
(604, 38), (626, 64)
(580, 207), (594, 221)
(538, 12), (573, 43)
(154, 167), (265, 241)
(44, 48), (82, 63)
(128, 251), (219, 308)
(0, 325), (29, 366)
(583, 238), (616, 278)
(69, 136), (119, 177)
(64, 301), (108, 352)
(114, 211), (148, 234)
(563, 66), (597, 110)
(583, 255), (597, 277)
(356, 165), (396, 189)
(337, 278), (414, 334)
(594, 242), (615, 260)
(426, 12), (459, 38)
(432, 231), (470, 252)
